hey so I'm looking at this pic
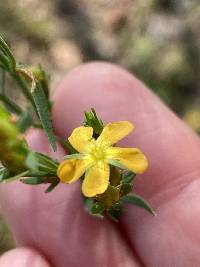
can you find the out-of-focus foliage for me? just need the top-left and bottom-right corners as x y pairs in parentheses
(0, 216), (15, 253)
(0, 0), (199, 117)
(0, 0), (199, 253)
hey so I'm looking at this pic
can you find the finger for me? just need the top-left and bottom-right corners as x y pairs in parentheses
(0, 129), (141, 267)
(53, 62), (200, 199)
(52, 62), (200, 267)
(0, 247), (51, 267)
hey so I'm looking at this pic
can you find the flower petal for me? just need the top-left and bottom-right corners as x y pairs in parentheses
(68, 126), (93, 153)
(57, 158), (91, 183)
(97, 121), (134, 146)
(110, 147), (148, 174)
(82, 163), (110, 197)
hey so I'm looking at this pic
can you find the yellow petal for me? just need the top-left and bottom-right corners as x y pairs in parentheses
(82, 163), (110, 197)
(97, 121), (134, 146)
(110, 147), (148, 174)
(57, 158), (91, 183)
(68, 126), (93, 153)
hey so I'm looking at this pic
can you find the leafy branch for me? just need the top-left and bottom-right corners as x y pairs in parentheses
(0, 35), (56, 150)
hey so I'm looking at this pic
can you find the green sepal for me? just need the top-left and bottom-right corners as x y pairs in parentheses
(64, 154), (83, 160)
(121, 193), (155, 215)
(122, 171), (136, 183)
(91, 202), (104, 214)
(83, 197), (104, 218)
(109, 165), (122, 186)
(107, 203), (122, 222)
(84, 108), (104, 136)
(32, 83), (57, 151)
(97, 185), (120, 208)
(109, 159), (126, 170)
(120, 183), (133, 196)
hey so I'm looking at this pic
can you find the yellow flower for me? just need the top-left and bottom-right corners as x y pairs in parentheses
(57, 121), (148, 197)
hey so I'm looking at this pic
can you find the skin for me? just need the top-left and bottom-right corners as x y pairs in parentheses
(0, 62), (200, 266)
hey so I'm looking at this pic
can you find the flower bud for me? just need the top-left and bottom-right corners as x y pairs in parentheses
(0, 105), (29, 175)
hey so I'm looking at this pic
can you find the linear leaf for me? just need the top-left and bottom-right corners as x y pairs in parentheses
(0, 35), (16, 69)
(21, 177), (44, 185)
(121, 193), (155, 215)
(25, 151), (39, 172)
(2, 171), (29, 183)
(45, 179), (60, 193)
(17, 111), (33, 132)
(32, 83), (56, 151)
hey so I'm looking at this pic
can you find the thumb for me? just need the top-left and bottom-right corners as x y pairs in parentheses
(52, 62), (200, 267)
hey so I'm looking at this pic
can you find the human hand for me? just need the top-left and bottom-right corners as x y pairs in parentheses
(0, 63), (200, 267)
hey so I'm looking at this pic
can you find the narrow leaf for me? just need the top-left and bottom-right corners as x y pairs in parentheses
(32, 83), (56, 151)
(121, 193), (155, 215)
(17, 111), (33, 132)
(45, 179), (60, 193)
(0, 52), (10, 70)
(25, 151), (39, 172)
(2, 171), (29, 183)
(36, 152), (58, 169)
(21, 177), (44, 185)
(0, 36), (16, 70)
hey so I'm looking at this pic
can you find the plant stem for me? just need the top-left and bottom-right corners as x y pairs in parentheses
(0, 93), (22, 114)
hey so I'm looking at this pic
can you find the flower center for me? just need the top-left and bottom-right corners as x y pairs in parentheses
(89, 142), (107, 163)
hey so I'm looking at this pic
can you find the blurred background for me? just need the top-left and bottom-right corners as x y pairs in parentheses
(0, 0), (199, 253)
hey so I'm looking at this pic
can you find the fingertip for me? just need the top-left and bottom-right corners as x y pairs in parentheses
(0, 247), (51, 267)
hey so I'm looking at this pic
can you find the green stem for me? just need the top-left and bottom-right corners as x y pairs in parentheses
(33, 123), (43, 128)
(0, 93), (22, 114)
